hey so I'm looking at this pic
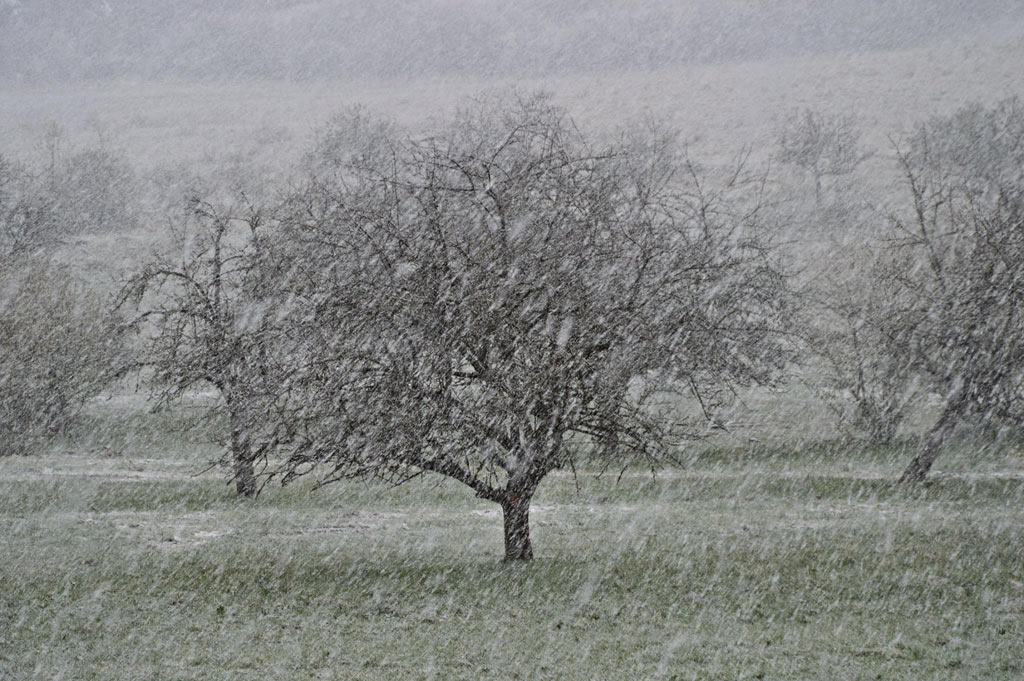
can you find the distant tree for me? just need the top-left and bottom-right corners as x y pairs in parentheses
(803, 251), (921, 444)
(0, 151), (125, 455)
(777, 108), (871, 204)
(46, 145), (138, 235)
(267, 94), (793, 560)
(882, 98), (1024, 482)
(1, 129), (138, 263)
(1, 154), (57, 262)
(0, 262), (120, 455)
(120, 198), (275, 496)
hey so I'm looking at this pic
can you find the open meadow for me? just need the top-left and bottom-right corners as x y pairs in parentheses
(4, 6), (1024, 680)
(2, 398), (1023, 680)
(2, 23), (1023, 176)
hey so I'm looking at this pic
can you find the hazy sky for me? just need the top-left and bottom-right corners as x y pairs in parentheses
(2, 0), (1021, 83)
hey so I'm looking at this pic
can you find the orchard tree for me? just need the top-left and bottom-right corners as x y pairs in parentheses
(1, 154), (57, 262)
(802, 250), (921, 444)
(0, 151), (126, 455)
(884, 98), (1024, 482)
(2, 129), (139, 262)
(0, 263), (121, 454)
(120, 198), (276, 496)
(777, 108), (870, 204)
(268, 94), (793, 560)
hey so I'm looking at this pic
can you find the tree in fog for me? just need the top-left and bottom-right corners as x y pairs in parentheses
(1, 155), (54, 260)
(0, 264), (119, 455)
(267, 94), (793, 560)
(120, 199), (275, 496)
(804, 255), (923, 445)
(775, 107), (910, 443)
(0, 153), (123, 455)
(882, 98), (1024, 482)
(777, 108), (870, 204)
(1, 127), (138, 259)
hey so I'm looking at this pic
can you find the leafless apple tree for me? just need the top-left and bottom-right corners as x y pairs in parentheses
(882, 98), (1024, 482)
(801, 249), (922, 445)
(0, 148), (127, 455)
(261, 94), (793, 559)
(119, 198), (277, 495)
(777, 108), (871, 205)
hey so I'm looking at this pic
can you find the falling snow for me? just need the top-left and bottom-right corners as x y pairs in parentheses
(2, 2), (1024, 679)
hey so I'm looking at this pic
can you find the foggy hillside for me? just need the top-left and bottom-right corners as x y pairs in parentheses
(2, 0), (1022, 82)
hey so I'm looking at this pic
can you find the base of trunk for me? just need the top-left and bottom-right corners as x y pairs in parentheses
(233, 453), (256, 497)
(229, 406), (256, 497)
(502, 495), (534, 561)
(899, 456), (931, 484)
(899, 398), (964, 484)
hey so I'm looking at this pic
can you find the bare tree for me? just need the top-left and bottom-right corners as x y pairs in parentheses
(1, 154), (58, 263)
(802, 250), (921, 444)
(1, 131), (138, 265)
(120, 198), (274, 496)
(777, 108), (871, 204)
(0, 263), (120, 455)
(0, 150), (126, 455)
(882, 98), (1024, 482)
(266, 94), (793, 560)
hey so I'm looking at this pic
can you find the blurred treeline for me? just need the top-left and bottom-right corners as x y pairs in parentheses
(1, 95), (1022, 494)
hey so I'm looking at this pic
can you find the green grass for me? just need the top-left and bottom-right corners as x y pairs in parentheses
(2, 404), (1024, 680)
(4, 22), (1024, 678)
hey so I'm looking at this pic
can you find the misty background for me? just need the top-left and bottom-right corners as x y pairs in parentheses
(2, 1), (1023, 279)
(3, 0), (1022, 83)
(4, 3), (1024, 679)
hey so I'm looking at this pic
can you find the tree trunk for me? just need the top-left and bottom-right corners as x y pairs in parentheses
(899, 396), (966, 483)
(501, 489), (535, 561)
(230, 407), (256, 497)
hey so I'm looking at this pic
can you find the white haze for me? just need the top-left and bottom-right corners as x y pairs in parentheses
(1, 0), (1022, 174)
(3, 3), (1024, 679)
(2, 0), (1022, 82)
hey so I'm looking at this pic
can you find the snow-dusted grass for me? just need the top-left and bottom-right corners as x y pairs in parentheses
(2, 411), (1022, 680)
(3, 24), (1024, 678)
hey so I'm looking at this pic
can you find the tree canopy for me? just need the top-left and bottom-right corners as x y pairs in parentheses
(259, 94), (793, 558)
(886, 97), (1024, 481)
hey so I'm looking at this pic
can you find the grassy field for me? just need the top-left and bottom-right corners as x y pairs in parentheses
(4, 18), (1024, 681)
(2, 398), (1023, 680)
